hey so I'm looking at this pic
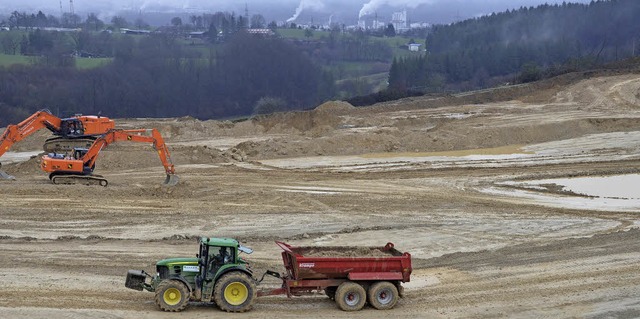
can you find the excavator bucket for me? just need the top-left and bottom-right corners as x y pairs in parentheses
(0, 170), (15, 180)
(0, 163), (15, 180)
(164, 174), (179, 186)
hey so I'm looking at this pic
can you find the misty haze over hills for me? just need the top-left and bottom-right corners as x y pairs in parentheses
(1, 0), (592, 26)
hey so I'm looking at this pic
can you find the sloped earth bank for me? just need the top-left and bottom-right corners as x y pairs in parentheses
(1, 71), (640, 318)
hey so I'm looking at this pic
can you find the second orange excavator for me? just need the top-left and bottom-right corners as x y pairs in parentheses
(40, 129), (179, 186)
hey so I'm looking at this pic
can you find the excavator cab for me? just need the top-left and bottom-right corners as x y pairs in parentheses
(73, 148), (89, 160)
(59, 119), (85, 137)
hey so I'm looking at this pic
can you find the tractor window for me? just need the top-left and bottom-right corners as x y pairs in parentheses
(209, 246), (235, 266)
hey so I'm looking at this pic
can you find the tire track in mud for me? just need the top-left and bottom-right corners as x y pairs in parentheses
(407, 229), (640, 317)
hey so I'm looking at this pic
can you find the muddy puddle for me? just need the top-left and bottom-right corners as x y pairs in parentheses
(487, 174), (640, 212)
(531, 174), (640, 199)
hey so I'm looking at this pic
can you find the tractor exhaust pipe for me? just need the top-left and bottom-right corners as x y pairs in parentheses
(0, 163), (15, 180)
(164, 174), (179, 186)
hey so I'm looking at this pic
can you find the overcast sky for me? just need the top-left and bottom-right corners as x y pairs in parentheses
(0, 0), (593, 25)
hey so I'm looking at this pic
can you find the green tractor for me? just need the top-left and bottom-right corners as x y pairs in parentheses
(125, 237), (257, 312)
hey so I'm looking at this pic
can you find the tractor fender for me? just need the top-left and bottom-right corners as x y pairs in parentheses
(166, 275), (194, 293)
(214, 267), (254, 283)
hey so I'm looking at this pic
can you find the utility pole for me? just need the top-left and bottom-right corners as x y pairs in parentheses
(374, 11), (378, 29)
(69, 0), (75, 15)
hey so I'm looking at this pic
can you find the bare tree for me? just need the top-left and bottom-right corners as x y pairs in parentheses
(171, 17), (182, 27)
(250, 14), (265, 29)
(85, 13), (104, 31)
(134, 18), (149, 29)
(0, 32), (20, 54)
(111, 16), (128, 29)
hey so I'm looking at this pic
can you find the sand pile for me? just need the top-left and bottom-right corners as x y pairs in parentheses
(2, 155), (44, 177)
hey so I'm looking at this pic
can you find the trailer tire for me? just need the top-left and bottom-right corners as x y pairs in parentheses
(335, 281), (366, 311)
(155, 279), (189, 312)
(325, 287), (337, 300)
(214, 272), (257, 313)
(367, 281), (399, 310)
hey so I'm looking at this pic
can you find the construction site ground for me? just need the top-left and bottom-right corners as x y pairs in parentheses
(1, 70), (640, 318)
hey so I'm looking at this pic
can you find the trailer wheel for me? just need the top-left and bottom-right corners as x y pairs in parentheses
(335, 282), (366, 311)
(154, 279), (189, 312)
(367, 281), (399, 310)
(325, 287), (337, 300)
(214, 272), (257, 313)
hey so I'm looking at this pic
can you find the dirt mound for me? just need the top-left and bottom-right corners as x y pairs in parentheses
(2, 154), (44, 177)
(314, 100), (355, 113)
(253, 110), (342, 134)
(97, 144), (230, 172)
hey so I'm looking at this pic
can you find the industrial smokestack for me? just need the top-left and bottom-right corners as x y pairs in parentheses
(287, 0), (326, 23)
(359, 0), (432, 19)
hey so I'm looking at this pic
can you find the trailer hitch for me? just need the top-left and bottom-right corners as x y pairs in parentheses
(258, 270), (281, 283)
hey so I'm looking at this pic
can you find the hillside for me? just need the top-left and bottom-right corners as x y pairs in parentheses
(392, 0), (640, 92)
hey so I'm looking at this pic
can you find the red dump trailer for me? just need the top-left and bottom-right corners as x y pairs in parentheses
(258, 241), (412, 311)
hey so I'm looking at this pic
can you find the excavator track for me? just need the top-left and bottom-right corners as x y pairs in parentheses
(50, 174), (108, 187)
(43, 137), (97, 153)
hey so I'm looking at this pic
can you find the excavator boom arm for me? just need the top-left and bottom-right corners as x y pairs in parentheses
(0, 110), (62, 158)
(82, 129), (176, 176)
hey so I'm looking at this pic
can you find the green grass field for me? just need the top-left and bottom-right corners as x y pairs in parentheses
(0, 53), (111, 69)
(75, 57), (112, 69)
(0, 54), (30, 67)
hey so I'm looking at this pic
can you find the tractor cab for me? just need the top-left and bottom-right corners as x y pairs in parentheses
(197, 237), (253, 278)
(194, 237), (254, 301)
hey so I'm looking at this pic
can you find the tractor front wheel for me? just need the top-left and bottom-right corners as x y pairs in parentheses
(335, 281), (366, 311)
(213, 272), (257, 312)
(154, 279), (189, 312)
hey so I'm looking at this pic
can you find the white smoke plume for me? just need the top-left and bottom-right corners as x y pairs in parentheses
(359, 0), (433, 19)
(287, 0), (326, 22)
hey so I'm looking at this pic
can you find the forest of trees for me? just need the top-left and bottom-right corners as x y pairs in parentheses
(1, 1), (639, 124)
(0, 8), (409, 125)
(389, 0), (640, 92)
(0, 29), (335, 126)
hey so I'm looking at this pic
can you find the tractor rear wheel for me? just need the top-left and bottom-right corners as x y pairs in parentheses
(335, 281), (366, 311)
(154, 279), (189, 312)
(367, 281), (399, 310)
(213, 272), (257, 312)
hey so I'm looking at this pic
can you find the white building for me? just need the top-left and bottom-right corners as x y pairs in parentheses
(392, 9), (408, 32)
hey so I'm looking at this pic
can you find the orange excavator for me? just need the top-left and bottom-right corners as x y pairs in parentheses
(40, 128), (179, 187)
(0, 109), (115, 179)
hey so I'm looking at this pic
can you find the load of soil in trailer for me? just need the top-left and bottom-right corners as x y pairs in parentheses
(294, 246), (396, 257)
